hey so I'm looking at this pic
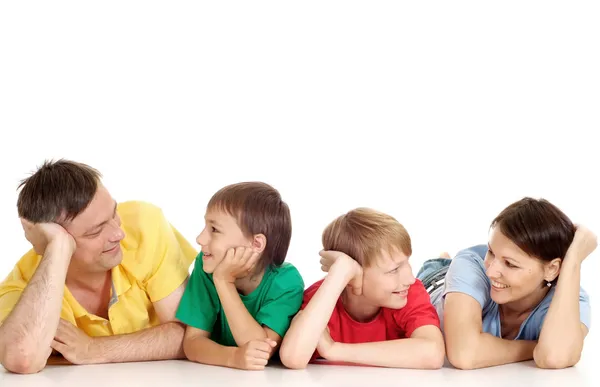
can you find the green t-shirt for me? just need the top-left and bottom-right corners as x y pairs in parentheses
(176, 252), (305, 347)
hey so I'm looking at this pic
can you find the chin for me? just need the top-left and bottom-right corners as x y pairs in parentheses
(105, 250), (124, 268)
(490, 292), (513, 305)
(381, 298), (408, 310)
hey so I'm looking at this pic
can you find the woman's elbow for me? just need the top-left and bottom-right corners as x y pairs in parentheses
(534, 348), (581, 369)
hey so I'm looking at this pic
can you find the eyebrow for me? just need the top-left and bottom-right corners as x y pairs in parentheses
(488, 244), (519, 264)
(385, 263), (402, 273)
(86, 202), (117, 235)
(205, 218), (223, 228)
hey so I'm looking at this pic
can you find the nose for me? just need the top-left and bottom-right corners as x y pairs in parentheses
(401, 265), (416, 287)
(485, 257), (502, 279)
(196, 227), (208, 247)
(108, 218), (125, 242)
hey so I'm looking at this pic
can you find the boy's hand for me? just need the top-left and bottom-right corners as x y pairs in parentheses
(565, 225), (597, 264)
(319, 250), (363, 296)
(231, 338), (277, 370)
(213, 247), (260, 283)
(316, 328), (340, 360)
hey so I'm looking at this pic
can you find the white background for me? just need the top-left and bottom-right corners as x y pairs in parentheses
(1, 0), (599, 375)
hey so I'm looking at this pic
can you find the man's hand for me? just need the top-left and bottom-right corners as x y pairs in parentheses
(319, 250), (363, 296)
(565, 225), (597, 264)
(20, 219), (75, 256)
(51, 319), (102, 365)
(213, 247), (260, 283)
(231, 338), (277, 370)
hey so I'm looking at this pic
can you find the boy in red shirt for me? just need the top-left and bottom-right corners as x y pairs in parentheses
(280, 208), (444, 369)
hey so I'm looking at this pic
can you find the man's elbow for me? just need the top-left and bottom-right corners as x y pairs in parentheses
(2, 345), (47, 374)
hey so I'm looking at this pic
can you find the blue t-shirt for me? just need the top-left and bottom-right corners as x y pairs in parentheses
(429, 245), (591, 340)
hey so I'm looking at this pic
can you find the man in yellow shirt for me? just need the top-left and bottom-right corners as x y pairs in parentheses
(0, 159), (198, 374)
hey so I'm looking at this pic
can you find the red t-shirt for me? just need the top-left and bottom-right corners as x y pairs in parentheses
(302, 278), (440, 362)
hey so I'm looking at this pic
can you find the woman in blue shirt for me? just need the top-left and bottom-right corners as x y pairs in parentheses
(416, 197), (596, 369)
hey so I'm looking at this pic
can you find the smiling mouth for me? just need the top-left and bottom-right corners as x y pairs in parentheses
(491, 280), (510, 289)
(103, 245), (119, 253)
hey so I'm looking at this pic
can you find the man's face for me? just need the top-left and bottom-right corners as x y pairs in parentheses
(64, 184), (125, 273)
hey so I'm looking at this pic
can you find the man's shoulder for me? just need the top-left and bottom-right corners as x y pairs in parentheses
(2, 249), (42, 285)
(118, 200), (171, 248)
(117, 200), (165, 223)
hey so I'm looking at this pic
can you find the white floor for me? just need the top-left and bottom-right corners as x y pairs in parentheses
(1, 354), (597, 387)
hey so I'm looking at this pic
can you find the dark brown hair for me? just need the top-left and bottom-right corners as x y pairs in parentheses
(17, 159), (102, 223)
(491, 197), (575, 285)
(207, 182), (292, 270)
(322, 208), (412, 267)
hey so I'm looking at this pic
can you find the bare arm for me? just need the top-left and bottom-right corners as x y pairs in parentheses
(182, 326), (237, 368)
(444, 292), (536, 369)
(534, 227), (596, 369)
(214, 279), (281, 347)
(1, 235), (74, 374)
(182, 326), (276, 370)
(84, 322), (185, 363)
(319, 325), (445, 369)
(52, 282), (189, 364)
(279, 258), (356, 369)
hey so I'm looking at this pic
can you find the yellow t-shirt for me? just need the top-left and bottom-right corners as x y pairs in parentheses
(0, 201), (198, 337)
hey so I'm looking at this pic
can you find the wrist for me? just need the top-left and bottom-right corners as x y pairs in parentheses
(327, 342), (346, 362)
(213, 271), (235, 284)
(329, 259), (357, 283)
(563, 253), (583, 268)
(213, 276), (236, 290)
(227, 346), (240, 368)
(86, 337), (107, 364)
(46, 238), (75, 260)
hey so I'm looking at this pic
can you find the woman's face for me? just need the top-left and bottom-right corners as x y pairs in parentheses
(484, 228), (560, 305)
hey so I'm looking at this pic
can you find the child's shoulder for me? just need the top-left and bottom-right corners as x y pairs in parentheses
(265, 262), (305, 290)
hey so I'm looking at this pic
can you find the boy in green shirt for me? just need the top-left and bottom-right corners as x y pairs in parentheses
(176, 182), (305, 370)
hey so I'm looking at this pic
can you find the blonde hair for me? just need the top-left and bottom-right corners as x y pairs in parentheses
(322, 208), (412, 267)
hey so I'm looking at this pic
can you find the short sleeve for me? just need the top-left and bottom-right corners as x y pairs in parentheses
(255, 265), (305, 337)
(300, 279), (323, 310)
(443, 245), (491, 309)
(522, 286), (592, 340)
(134, 204), (198, 303)
(175, 254), (220, 332)
(392, 280), (441, 337)
(579, 287), (591, 330)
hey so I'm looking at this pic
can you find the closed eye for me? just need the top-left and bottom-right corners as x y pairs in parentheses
(505, 261), (519, 269)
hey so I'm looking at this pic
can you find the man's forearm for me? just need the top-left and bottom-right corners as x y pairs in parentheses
(89, 322), (186, 364)
(1, 241), (72, 373)
(214, 279), (266, 346)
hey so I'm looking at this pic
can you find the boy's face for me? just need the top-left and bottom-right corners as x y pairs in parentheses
(360, 248), (416, 309)
(196, 208), (254, 273)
